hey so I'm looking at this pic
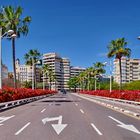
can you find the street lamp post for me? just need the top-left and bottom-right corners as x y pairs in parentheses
(94, 75), (97, 91)
(0, 28), (14, 89)
(32, 58), (34, 90)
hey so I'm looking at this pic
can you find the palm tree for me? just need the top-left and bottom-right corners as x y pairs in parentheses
(24, 49), (41, 89)
(77, 71), (86, 91)
(93, 62), (106, 91)
(68, 76), (78, 92)
(107, 38), (131, 89)
(85, 67), (95, 91)
(42, 64), (55, 90)
(0, 6), (31, 88)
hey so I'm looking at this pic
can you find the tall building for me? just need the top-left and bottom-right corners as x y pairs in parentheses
(2, 64), (8, 79)
(16, 59), (41, 83)
(43, 53), (70, 90)
(70, 66), (86, 77)
(114, 57), (140, 83)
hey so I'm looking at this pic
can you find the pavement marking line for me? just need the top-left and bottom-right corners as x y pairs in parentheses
(0, 115), (15, 124)
(0, 124), (3, 126)
(15, 122), (31, 136)
(42, 115), (67, 135)
(91, 123), (103, 136)
(75, 103), (78, 106)
(80, 109), (84, 114)
(41, 108), (46, 113)
(109, 116), (140, 134)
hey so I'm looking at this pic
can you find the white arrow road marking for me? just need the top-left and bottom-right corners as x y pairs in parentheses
(41, 108), (46, 113)
(42, 115), (67, 135)
(91, 123), (103, 136)
(0, 115), (15, 124)
(109, 116), (140, 134)
(80, 109), (84, 114)
(15, 122), (31, 135)
(52, 124), (67, 135)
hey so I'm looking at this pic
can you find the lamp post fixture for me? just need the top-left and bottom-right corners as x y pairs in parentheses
(104, 60), (112, 93)
(0, 28), (15, 89)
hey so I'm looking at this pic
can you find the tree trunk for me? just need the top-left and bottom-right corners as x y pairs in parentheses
(119, 58), (122, 90)
(12, 38), (17, 88)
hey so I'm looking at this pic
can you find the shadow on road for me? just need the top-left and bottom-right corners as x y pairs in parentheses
(40, 99), (79, 103)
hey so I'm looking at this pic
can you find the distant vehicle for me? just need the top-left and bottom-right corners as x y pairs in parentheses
(61, 89), (67, 94)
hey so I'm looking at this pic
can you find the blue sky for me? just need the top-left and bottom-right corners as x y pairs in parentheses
(1, 0), (140, 73)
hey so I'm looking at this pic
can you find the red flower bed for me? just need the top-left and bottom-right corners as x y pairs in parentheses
(0, 87), (57, 103)
(79, 90), (140, 102)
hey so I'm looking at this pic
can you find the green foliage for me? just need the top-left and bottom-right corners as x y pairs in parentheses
(22, 81), (32, 88)
(122, 80), (140, 90)
(0, 6), (31, 36)
(100, 82), (119, 90)
(107, 38), (131, 90)
(24, 49), (41, 65)
(67, 77), (78, 91)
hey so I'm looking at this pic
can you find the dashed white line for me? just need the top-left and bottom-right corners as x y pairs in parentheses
(80, 109), (84, 114)
(91, 123), (103, 136)
(15, 122), (31, 136)
(75, 103), (78, 106)
(41, 108), (46, 113)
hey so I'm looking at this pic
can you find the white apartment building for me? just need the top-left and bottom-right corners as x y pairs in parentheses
(16, 59), (41, 83)
(70, 66), (86, 77)
(43, 53), (70, 90)
(2, 64), (8, 79)
(114, 57), (140, 83)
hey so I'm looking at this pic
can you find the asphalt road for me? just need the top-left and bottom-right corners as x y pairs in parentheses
(0, 93), (140, 140)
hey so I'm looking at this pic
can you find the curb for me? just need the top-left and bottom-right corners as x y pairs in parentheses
(0, 94), (53, 111)
(93, 95), (140, 106)
(75, 93), (140, 119)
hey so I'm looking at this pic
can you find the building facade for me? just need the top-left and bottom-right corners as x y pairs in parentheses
(114, 57), (140, 83)
(2, 64), (8, 79)
(16, 59), (41, 83)
(43, 53), (70, 90)
(70, 66), (86, 77)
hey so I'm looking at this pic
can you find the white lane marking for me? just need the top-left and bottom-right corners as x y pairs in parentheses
(0, 115), (15, 123)
(42, 116), (67, 135)
(41, 108), (46, 113)
(0, 124), (3, 126)
(15, 122), (31, 136)
(109, 116), (140, 134)
(80, 109), (84, 114)
(91, 123), (103, 136)
(75, 103), (78, 106)
(108, 116), (123, 125)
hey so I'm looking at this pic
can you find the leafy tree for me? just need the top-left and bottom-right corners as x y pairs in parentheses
(42, 64), (55, 90)
(24, 49), (41, 89)
(68, 76), (78, 92)
(93, 62), (106, 91)
(22, 81), (32, 88)
(0, 6), (31, 88)
(107, 38), (131, 90)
